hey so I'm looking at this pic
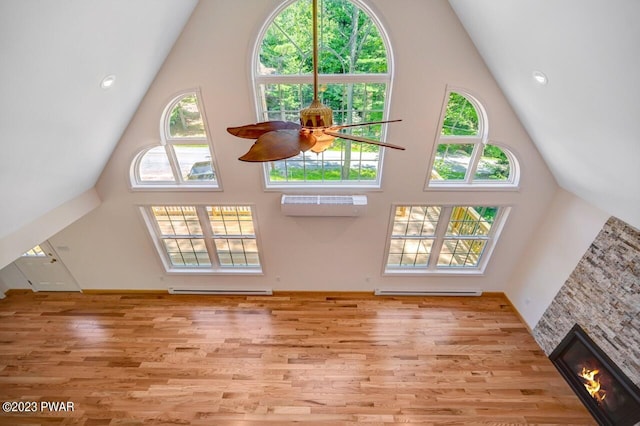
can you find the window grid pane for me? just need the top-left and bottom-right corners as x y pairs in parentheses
(387, 205), (501, 271)
(387, 238), (433, 268)
(432, 143), (473, 181)
(474, 144), (510, 181)
(152, 206), (202, 236)
(163, 238), (211, 267)
(446, 206), (496, 236)
(174, 144), (216, 183)
(207, 206), (260, 268)
(441, 93), (479, 136)
(387, 205), (441, 268)
(168, 94), (205, 139)
(259, 0), (388, 76)
(392, 206), (441, 237)
(437, 239), (487, 268)
(207, 206), (255, 237)
(138, 146), (175, 182)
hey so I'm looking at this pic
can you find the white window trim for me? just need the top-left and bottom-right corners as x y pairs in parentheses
(140, 205), (264, 275)
(252, 0), (395, 190)
(382, 204), (511, 276)
(130, 89), (222, 191)
(425, 87), (520, 190)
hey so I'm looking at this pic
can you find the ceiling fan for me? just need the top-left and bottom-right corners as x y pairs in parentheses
(227, 0), (404, 162)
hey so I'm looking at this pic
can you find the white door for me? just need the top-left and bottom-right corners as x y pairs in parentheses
(15, 242), (80, 292)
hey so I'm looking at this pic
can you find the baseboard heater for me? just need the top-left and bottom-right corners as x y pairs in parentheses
(168, 288), (273, 296)
(374, 289), (482, 297)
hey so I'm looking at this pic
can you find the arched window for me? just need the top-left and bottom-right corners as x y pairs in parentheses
(254, 0), (394, 188)
(131, 91), (220, 189)
(427, 89), (519, 188)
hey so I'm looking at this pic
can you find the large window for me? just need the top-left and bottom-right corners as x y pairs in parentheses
(384, 205), (509, 274)
(142, 205), (262, 274)
(427, 89), (519, 188)
(254, 0), (394, 188)
(131, 91), (220, 189)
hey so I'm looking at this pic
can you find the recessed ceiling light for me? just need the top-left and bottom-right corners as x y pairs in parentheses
(100, 74), (116, 89)
(532, 70), (548, 85)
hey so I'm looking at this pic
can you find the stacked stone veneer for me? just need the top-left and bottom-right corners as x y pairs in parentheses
(533, 216), (639, 386)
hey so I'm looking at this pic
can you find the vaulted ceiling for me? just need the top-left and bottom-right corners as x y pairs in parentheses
(0, 0), (197, 240)
(0, 0), (638, 269)
(449, 0), (639, 228)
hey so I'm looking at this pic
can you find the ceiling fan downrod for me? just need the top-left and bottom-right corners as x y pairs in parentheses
(300, 0), (333, 130)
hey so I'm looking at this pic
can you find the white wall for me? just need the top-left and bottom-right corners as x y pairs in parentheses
(0, 189), (101, 270)
(0, 263), (31, 294)
(505, 188), (609, 328)
(23, 0), (557, 293)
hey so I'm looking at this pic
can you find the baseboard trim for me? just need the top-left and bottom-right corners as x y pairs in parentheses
(80, 289), (167, 295)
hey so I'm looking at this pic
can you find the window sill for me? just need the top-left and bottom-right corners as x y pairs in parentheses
(164, 268), (263, 275)
(264, 182), (382, 191)
(425, 182), (519, 192)
(383, 268), (486, 276)
(131, 184), (222, 192)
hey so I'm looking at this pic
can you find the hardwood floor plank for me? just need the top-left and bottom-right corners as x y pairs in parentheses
(0, 291), (595, 425)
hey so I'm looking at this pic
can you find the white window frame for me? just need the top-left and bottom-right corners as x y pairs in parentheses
(383, 204), (510, 276)
(426, 87), (520, 190)
(252, 0), (395, 190)
(130, 89), (222, 191)
(140, 204), (263, 275)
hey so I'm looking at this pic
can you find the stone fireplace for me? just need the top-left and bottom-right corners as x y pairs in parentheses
(533, 217), (639, 423)
(550, 324), (640, 425)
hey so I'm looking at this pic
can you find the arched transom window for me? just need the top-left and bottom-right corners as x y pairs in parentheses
(254, 0), (394, 188)
(131, 91), (220, 189)
(427, 88), (519, 188)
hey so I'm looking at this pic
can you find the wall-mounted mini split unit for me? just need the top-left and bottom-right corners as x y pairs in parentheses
(281, 194), (367, 217)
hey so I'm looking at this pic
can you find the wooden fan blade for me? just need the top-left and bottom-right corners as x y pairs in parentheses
(330, 119), (402, 131)
(227, 121), (301, 139)
(239, 130), (317, 162)
(323, 130), (405, 150)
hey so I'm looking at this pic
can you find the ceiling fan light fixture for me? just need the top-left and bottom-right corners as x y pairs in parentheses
(309, 132), (336, 154)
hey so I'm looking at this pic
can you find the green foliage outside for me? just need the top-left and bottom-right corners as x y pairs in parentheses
(169, 95), (205, 138)
(472, 206), (497, 223)
(260, 0), (387, 75)
(259, 0), (388, 181)
(434, 94), (510, 181)
(269, 165), (377, 181)
(441, 93), (479, 136)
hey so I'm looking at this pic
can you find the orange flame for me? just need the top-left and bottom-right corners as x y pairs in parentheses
(578, 367), (606, 403)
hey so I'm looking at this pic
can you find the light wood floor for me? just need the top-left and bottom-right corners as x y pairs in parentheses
(0, 291), (594, 425)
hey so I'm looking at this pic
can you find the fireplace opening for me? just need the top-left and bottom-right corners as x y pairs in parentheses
(550, 324), (640, 426)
